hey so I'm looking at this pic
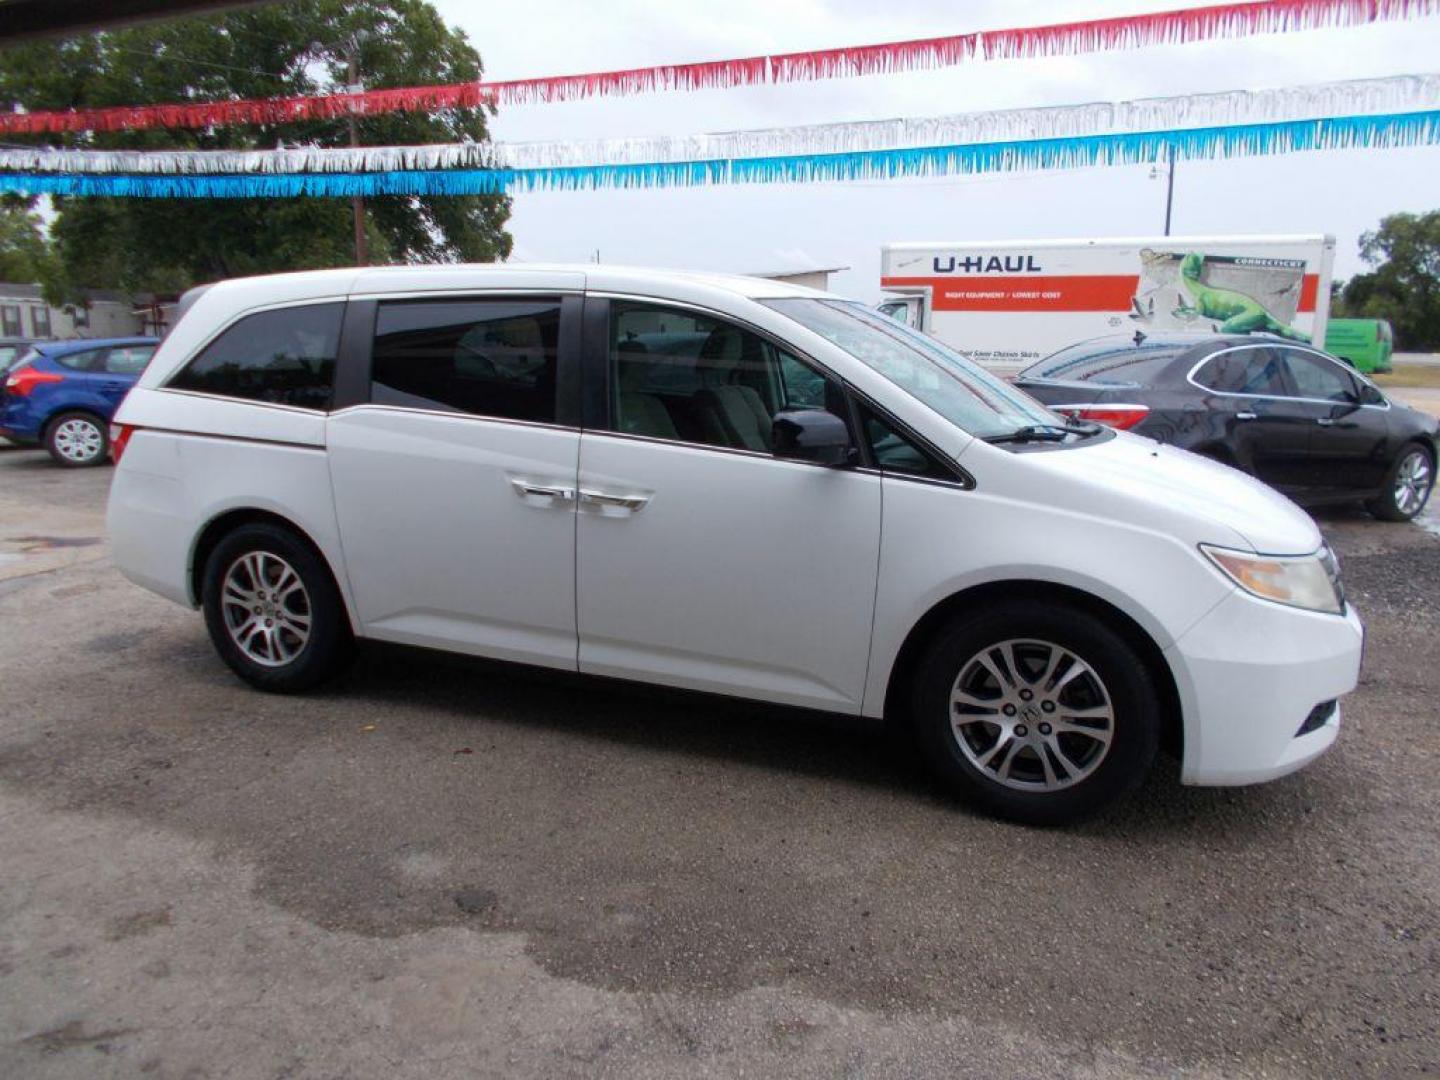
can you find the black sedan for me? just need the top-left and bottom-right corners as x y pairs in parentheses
(1014, 333), (1438, 521)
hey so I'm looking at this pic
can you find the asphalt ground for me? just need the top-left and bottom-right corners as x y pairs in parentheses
(0, 445), (1437, 1079)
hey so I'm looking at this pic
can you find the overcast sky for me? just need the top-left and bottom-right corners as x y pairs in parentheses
(432, 0), (1440, 300)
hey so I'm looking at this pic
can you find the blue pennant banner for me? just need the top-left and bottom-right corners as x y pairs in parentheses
(1, 110), (1436, 198)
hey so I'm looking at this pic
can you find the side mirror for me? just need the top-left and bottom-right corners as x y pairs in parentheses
(1359, 383), (1386, 406)
(772, 409), (856, 467)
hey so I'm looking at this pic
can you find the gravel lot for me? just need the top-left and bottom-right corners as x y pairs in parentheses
(0, 445), (1437, 1078)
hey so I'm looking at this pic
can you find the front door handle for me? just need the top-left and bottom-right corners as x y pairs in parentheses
(1235, 411), (1257, 421)
(578, 489), (650, 512)
(1316, 417), (1336, 427)
(510, 479), (575, 503)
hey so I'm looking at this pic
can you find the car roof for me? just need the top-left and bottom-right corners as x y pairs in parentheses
(36, 336), (160, 355)
(1050, 332), (1260, 354)
(185, 262), (837, 305)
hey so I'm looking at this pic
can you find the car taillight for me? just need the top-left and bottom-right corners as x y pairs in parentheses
(110, 423), (136, 463)
(1060, 404), (1150, 431)
(4, 367), (63, 396)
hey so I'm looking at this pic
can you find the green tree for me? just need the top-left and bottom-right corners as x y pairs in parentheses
(0, 199), (64, 299)
(0, 0), (512, 294)
(1336, 211), (1440, 350)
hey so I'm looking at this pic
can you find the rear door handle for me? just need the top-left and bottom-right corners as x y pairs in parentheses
(1235, 411), (1257, 421)
(510, 479), (575, 503)
(1316, 417), (1336, 427)
(578, 489), (650, 512)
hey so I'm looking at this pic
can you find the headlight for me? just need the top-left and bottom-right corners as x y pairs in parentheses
(1201, 544), (1344, 615)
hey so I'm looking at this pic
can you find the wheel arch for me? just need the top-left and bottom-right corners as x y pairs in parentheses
(188, 508), (356, 632)
(42, 405), (108, 438)
(881, 579), (1184, 759)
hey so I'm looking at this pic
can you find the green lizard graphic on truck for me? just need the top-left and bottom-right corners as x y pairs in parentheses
(1173, 251), (1310, 341)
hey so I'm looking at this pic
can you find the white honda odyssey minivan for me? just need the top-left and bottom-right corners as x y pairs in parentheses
(108, 265), (1363, 823)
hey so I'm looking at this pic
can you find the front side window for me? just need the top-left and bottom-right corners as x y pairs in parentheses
(765, 298), (1056, 441)
(1282, 349), (1356, 403)
(1193, 347), (1287, 396)
(858, 402), (956, 481)
(170, 302), (343, 410)
(105, 345), (155, 375)
(370, 298), (560, 424)
(609, 301), (848, 452)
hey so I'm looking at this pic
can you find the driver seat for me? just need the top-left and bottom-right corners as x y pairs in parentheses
(693, 327), (771, 451)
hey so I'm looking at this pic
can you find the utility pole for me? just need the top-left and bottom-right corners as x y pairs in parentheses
(347, 40), (368, 265)
(1163, 143), (1176, 237)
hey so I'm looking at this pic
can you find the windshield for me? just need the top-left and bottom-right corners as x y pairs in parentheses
(1019, 340), (1187, 386)
(764, 298), (1060, 440)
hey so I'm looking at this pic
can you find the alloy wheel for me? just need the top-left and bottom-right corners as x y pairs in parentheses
(1394, 449), (1433, 517)
(220, 551), (312, 667)
(53, 418), (104, 463)
(950, 638), (1115, 792)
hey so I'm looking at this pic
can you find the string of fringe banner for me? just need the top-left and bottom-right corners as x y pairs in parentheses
(2, 74), (1435, 174)
(0, 0), (1434, 134)
(0, 111), (1434, 198)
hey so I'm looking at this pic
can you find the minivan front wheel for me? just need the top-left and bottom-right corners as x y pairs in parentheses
(201, 523), (354, 692)
(912, 601), (1160, 825)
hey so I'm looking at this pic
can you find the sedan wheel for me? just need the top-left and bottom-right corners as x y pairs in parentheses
(1393, 449), (1433, 517)
(1368, 445), (1435, 522)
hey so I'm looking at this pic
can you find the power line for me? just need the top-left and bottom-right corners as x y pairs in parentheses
(105, 45), (294, 82)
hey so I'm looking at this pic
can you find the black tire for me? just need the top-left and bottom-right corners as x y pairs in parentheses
(911, 600), (1161, 826)
(201, 522), (354, 692)
(44, 410), (109, 468)
(1366, 442), (1436, 522)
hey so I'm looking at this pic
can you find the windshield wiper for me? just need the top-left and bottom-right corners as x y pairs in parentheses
(983, 422), (1099, 445)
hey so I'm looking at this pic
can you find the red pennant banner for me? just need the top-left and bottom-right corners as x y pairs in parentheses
(0, 0), (1432, 134)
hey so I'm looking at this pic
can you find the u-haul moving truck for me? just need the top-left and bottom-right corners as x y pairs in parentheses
(878, 235), (1336, 371)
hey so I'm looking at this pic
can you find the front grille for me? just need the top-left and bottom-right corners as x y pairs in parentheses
(1297, 699), (1337, 737)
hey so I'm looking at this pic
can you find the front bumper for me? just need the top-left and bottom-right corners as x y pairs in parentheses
(1166, 590), (1363, 786)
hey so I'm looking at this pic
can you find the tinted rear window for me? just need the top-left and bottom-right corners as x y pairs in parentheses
(1192, 347), (1287, 396)
(370, 298), (561, 424)
(170, 303), (343, 410)
(1020, 342), (1187, 386)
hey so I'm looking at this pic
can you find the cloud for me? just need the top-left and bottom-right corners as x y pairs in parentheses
(435, 0), (1440, 295)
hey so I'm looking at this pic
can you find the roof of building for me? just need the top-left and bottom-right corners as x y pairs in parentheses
(0, 281), (156, 305)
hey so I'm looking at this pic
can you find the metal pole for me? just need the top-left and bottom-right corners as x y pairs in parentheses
(1163, 144), (1175, 237)
(347, 46), (368, 266)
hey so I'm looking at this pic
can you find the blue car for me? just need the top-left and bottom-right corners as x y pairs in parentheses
(0, 337), (159, 466)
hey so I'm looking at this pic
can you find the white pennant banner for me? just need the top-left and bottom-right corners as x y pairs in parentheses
(1, 73), (1437, 176)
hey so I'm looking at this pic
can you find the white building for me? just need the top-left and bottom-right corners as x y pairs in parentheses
(0, 282), (173, 340)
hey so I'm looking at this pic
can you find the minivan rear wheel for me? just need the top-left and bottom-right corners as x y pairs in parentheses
(201, 523), (354, 692)
(912, 601), (1160, 825)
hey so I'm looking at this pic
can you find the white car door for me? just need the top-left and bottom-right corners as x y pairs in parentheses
(327, 292), (582, 670)
(575, 299), (882, 712)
